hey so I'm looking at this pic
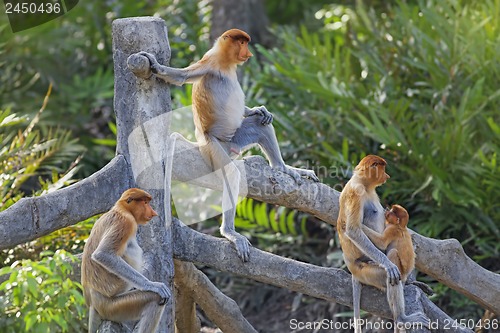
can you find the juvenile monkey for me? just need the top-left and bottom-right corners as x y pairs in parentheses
(337, 155), (429, 333)
(362, 204), (414, 283)
(139, 29), (318, 261)
(81, 188), (171, 333)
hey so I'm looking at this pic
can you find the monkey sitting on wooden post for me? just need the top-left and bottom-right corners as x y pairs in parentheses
(81, 188), (171, 333)
(138, 29), (318, 262)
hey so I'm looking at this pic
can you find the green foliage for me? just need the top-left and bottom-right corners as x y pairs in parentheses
(0, 90), (83, 210)
(0, 250), (86, 333)
(232, 198), (335, 266)
(252, 0), (500, 262)
(0, 217), (96, 266)
(236, 198), (306, 236)
(0, 0), (212, 177)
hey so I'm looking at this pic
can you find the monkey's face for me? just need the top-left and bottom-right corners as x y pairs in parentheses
(385, 205), (409, 227)
(356, 155), (390, 187)
(134, 199), (158, 225)
(221, 29), (253, 64)
(371, 163), (390, 186)
(360, 163), (390, 186)
(236, 40), (253, 62)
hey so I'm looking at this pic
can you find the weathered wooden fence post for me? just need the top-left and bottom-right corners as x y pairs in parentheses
(106, 17), (175, 332)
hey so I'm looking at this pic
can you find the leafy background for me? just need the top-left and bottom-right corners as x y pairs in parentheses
(1, 0), (499, 332)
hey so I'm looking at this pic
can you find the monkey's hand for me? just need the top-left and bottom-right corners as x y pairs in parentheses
(245, 106), (273, 125)
(382, 260), (401, 286)
(138, 52), (187, 86)
(147, 281), (171, 305)
(138, 51), (162, 72)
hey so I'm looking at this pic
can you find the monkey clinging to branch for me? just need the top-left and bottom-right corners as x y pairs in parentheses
(139, 29), (318, 262)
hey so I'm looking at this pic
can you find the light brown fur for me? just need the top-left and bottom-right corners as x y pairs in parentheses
(337, 155), (391, 289)
(337, 155), (429, 332)
(81, 188), (170, 333)
(139, 29), (318, 261)
(363, 204), (415, 282)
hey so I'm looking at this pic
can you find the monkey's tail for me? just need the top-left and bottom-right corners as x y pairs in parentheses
(163, 132), (179, 229)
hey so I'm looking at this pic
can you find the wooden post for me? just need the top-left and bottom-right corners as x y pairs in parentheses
(109, 17), (174, 332)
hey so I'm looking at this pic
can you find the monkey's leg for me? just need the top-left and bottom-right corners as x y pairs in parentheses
(387, 249), (405, 282)
(231, 116), (319, 183)
(92, 290), (165, 332)
(352, 276), (363, 333)
(350, 261), (429, 332)
(88, 306), (102, 333)
(134, 300), (166, 333)
(386, 281), (430, 332)
(202, 139), (252, 261)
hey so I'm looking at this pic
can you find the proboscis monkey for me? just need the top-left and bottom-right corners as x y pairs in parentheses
(337, 155), (429, 333)
(81, 188), (171, 333)
(362, 204), (414, 282)
(139, 29), (318, 261)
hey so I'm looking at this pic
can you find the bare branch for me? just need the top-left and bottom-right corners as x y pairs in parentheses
(174, 260), (257, 333)
(413, 234), (500, 314)
(2, 134), (498, 315)
(172, 219), (472, 333)
(170, 141), (500, 314)
(0, 156), (130, 250)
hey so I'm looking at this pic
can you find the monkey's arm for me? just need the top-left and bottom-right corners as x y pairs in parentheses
(92, 232), (171, 300)
(362, 225), (390, 250)
(139, 52), (210, 85)
(244, 105), (273, 125)
(345, 201), (401, 285)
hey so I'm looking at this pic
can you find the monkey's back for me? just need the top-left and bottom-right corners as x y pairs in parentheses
(192, 71), (245, 142)
(82, 210), (132, 301)
(387, 228), (415, 281)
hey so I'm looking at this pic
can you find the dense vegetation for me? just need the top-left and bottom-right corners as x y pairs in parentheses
(1, 0), (498, 331)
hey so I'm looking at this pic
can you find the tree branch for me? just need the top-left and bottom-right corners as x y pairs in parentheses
(412, 234), (500, 314)
(2, 137), (498, 315)
(174, 260), (257, 333)
(172, 218), (472, 333)
(170, 141), (500, 314)
(0, 155), (130, 250)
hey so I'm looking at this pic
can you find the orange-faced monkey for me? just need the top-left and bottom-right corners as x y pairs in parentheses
(139, 29), (318, 261)
(337, 155), (429, 332)
(81, 188), (171, 333)
(363, 204), (415, 283)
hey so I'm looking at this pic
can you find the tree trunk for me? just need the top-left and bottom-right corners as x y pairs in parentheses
(108, 17), (175, 332)
(211, 0), (271, 46)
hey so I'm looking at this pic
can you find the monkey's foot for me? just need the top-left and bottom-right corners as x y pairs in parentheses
(278, 165), (319, 184)
(396, 312), (430, 329)
(221, 230), (252, 262)
(295, 167), (319, 182)
(409, 281), (434, 296)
